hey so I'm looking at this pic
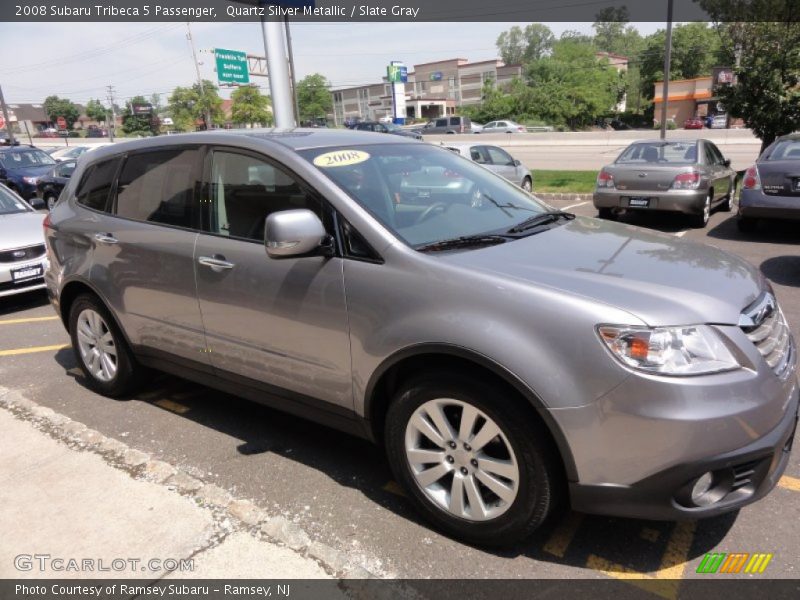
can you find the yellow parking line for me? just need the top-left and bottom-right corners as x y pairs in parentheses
(152, 399), (191, 415)
(0, 343), (69, 357)
(779, 475), (800, 492)
(382, 480), (406, 497)
(0, 316), (59, 326)
(543, 512), (584, 558)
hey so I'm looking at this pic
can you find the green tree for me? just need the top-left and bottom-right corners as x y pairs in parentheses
(231, 85), (273, 126)
(496, 24), (555, 64)
(42, 95), (80, 129)
(592, 8), (646, 114)
(85, 98), (109, 124)
(167, 80), (223, 131)
(526, 39), (623, 129)
(121, 95), (159, 136)
(638, 23), (721, 106)
(296, 74), (332, 123)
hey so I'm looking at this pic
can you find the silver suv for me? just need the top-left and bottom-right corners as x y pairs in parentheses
(44, 130), (798, 546)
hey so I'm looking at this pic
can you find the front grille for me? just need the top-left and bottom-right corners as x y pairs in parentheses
(731, 459), (761, 491)
(740, 292), (795, 379)
(0, 244), (46, 264)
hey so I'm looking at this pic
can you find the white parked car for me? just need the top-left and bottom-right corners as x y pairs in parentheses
(481, 120), (527, 134)
(0, 184), (47, 298)
(46, 145), (89, 162)
(471, 122), (484, 133)
(444, 143), (533, 191)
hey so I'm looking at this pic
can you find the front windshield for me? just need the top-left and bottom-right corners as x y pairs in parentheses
(301, 144), (548, 247)
(766, 139), (800, 161)
(0, 149), (57, 169)
(0, 185), (31, 215)
(616, 142), (698, 165)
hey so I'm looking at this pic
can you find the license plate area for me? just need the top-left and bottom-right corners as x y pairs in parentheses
(627, 197), (651, 208)
(11, 264), (43, 282)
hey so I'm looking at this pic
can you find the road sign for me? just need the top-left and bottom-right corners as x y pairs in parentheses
(215, 48), (250, 85)
(56, 116), (66, 130)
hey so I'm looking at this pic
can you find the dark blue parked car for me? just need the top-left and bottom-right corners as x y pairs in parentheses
(0, 146), (58, 207)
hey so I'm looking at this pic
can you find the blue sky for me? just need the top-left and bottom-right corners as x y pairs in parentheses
(0, 22), (665, 105)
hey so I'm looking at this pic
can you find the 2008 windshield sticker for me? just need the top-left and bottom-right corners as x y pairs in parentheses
(313, 150), (370, 167)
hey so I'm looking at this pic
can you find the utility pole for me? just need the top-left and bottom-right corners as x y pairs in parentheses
(659, 0), (674, 141)
(186, 23), (212, 130)
(0, 85), (16, 145)
(260, 16), (295, 128)
(284, 16), (300, 125)
(106, 85), (116, 142)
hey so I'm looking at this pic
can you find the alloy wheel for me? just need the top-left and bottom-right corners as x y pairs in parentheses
(76, 308), (118, 382)
(404, 398), (520, 521)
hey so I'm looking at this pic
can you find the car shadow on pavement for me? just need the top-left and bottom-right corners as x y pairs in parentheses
(706, 215), (800, 245)
(603, 211), (696, 234)
(53, 347), (739, 574)
(760, 256), (800, 288)
(0, 289), (49, 316)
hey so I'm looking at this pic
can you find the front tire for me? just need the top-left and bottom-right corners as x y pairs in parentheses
(46, 194), (58, 211)
(521, 177), (532, 193)
(385, 373), (561, 546)
(68, 294), (141, 397)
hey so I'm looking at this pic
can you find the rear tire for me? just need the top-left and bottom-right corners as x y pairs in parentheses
(598, 207), (616, 220)
(385, 372), (562, 546)
(521, 177), (532, 193)
(692, 192), (712, 228)
(68, 293), (141, 398)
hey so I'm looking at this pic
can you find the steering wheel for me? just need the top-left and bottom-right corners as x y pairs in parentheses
(414, 202), (448, 224)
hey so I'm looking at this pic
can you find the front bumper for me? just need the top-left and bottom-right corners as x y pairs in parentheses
(569, 386), (798, 520)
(0, 256), (48, 298)
(739, 189), (800, 220)
(594, 188), (706, 214)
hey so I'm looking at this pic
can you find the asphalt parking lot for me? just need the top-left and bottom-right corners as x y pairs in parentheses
(1, 201), (798, 593)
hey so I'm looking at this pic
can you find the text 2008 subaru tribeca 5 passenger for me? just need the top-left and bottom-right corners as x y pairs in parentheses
(44, 130), (797, 546)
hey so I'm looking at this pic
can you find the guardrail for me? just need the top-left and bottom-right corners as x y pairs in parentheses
(526, 126), (555, 133)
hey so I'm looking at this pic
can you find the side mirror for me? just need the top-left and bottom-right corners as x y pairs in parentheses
(513, 159), (522, 167)
(265, 209), (329, 259)
(723, 159), (731, 168)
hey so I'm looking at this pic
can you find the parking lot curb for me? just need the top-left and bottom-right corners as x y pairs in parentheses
(0, 385), (381, 580)
(535, 192), (594, 204)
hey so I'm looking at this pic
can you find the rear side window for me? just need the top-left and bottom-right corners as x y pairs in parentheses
(435, 119), (447, 127)
(450, 117), (461, 126)
(114, 148), (200, 229)
(75, 158), (120, 212)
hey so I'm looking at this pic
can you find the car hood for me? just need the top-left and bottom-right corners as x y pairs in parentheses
(0, 211), (46, 249)
(391, 130), (421, 138)
(440, 217), (763, 326)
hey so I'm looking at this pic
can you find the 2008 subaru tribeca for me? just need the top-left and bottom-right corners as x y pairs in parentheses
(44, 130), (797, 546)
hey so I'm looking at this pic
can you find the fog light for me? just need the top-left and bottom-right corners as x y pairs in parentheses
(691, 472), (714, 504)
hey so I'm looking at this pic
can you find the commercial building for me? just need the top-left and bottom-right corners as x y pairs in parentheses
(653, 68), (741, 127)
(331, 57), (523, 124)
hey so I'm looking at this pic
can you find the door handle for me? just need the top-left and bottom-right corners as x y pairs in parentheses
(198, 255), (235, 271)
(94, 233), (118, 245)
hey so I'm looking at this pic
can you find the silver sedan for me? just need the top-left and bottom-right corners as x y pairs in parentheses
(593, 139), (737, 228)
(0, 184), (48, 298)
(443, 143), (533, 191)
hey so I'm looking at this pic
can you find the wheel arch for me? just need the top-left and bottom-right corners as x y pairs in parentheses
(363, 343), (578, 481)
(58, 278), (135, 351)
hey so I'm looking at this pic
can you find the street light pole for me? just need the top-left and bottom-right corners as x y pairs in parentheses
(260, 15), (295, 128)
(0, 85), (16, 145)
(187, 22), (212, 130)
(284, 16), (300, 125)
(659, 0), (674, 140)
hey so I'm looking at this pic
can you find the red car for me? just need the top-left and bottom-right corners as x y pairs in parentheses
(684, 117), (704, 129)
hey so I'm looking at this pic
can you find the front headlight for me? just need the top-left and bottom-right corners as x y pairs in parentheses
(597, 324), (739, 376)
(23, 176), (38, 185)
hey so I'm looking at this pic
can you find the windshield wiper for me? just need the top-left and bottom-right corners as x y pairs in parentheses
(507, 211), (575, 234)
(416, 234), (509, 252)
